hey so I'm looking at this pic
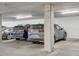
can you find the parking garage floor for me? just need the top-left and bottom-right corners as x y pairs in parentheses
(0, 39), (79, 56)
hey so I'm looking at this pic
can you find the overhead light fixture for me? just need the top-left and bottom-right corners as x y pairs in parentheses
(12, 14), (33, 19)
(61, 9), (79, 14)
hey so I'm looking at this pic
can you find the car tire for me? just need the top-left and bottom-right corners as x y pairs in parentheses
(63, 32), (67, 40)
(16, 38), (20, 40)
(2, 38), (5, 40)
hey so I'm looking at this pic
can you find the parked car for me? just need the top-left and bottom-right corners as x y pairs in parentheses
(13, 25), (25, 40)
(28, 24), (44, 42)
(54, 24), (67, 41)
(12, 24), (30, 40)
(2, 32), (9, 40)
(2, 28), (15, 40)
(28, 24), (67, 43)
(2, 26), (7, 31)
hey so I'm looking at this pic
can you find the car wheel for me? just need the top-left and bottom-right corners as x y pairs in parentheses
(2, 38), (6, 40)
(63, 32), (67, 40)
(16, 38), (20, 40)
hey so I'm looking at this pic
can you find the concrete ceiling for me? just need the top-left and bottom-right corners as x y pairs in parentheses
(54, 2), (79, 17)
(1, 2), (45, 21)
(1, 2), (79, 21)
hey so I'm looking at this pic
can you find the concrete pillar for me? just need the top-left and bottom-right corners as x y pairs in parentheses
(0, 14), (2, 42)
(44, 3), (54, 52)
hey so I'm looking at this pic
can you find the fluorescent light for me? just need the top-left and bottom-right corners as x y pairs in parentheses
(11, 14), (32, 19)
(61, 9), (79, 14)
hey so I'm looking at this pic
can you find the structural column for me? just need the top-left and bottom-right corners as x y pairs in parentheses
(0, 14), (2, 42)
(44, 3), (54, 52)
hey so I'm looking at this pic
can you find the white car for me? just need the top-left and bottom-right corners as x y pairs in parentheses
(2, 28), (15, 40)
(28, 24), (67, 43)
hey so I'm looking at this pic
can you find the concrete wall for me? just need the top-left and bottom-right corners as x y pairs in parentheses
(2, 19), (44, 27)
(55, 16), (79, 38)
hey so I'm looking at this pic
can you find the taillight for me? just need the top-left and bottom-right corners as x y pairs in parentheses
(39, 29), (44, 32)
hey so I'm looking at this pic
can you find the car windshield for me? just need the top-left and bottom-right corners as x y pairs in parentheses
(14, 26), (24, 30)
(54, 24), (62, 30)
(30, 25), (44, 29)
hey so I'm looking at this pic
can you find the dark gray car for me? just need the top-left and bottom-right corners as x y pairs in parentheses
(54, 24), (67, 41)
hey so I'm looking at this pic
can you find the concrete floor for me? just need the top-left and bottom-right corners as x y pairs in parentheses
(0, 39), (79, 56)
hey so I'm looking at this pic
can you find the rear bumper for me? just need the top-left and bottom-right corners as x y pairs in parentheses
(28, 38), (44, 42)
(13, 36), (24, 39)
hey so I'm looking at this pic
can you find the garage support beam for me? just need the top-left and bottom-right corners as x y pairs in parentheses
(0, 14), (2, 42)
(44, 3), (54, 52)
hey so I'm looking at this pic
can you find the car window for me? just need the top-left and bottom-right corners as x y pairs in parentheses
(30, 25), (44, 29)
(55, 25), (61, 30)
(14, 26), (24, 30)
